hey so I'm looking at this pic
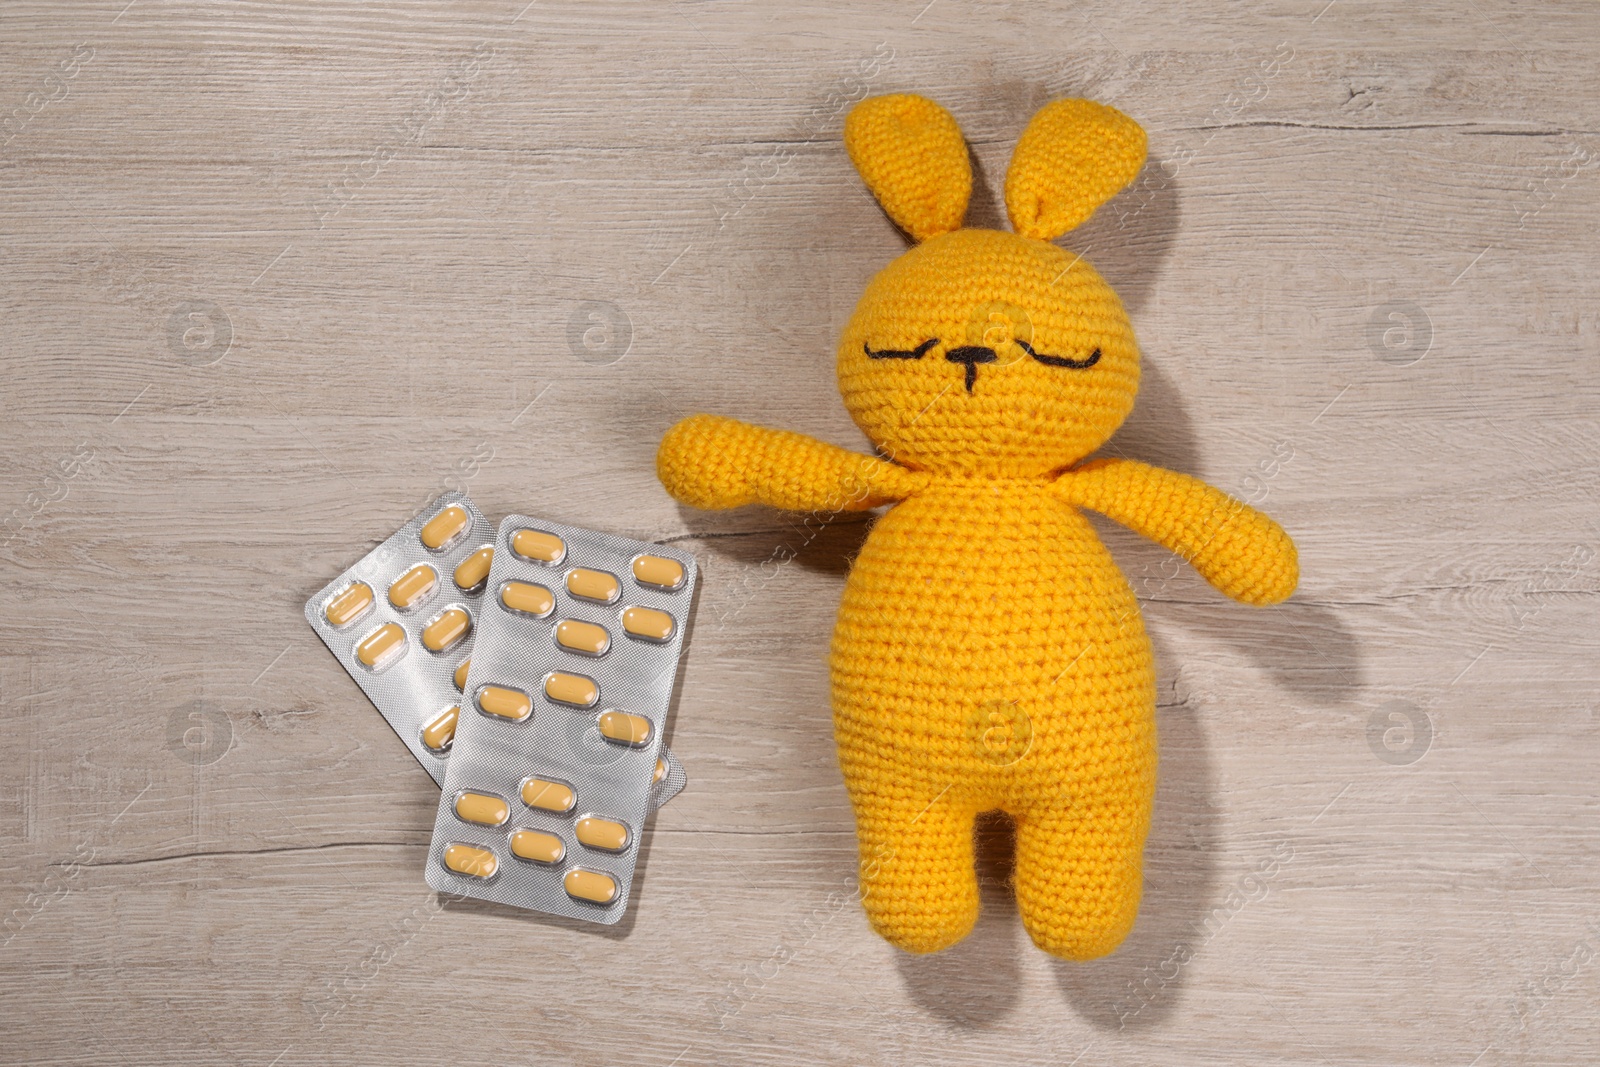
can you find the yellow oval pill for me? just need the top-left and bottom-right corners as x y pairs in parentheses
(564, 868), (617, 905)
(509, 830), (564, 865)
(421, 705), (459, 752)
(420, 505), (469, 551)
(544, 672), (598, 708)
(555, 619), (610, 656)
(477, 685), (532, 722)
(324, 582), (374, 627)
(653, 758), (667, 785)
(567, 568), (620, 604)
(632, 554), (685, 591)
(621, 606), (675, 642)
(443, 843), (497, 879)
(421, 607), (471, 653)
(499, 581), (554, 618)
(598, 709), (651, 747)
(453, 658), (471, 692)
(576, 816), (630, 853)
(355, 622), (406, 669)
(453, 546), (494, 591)
(511, 529), (565, 564)
(389, 563), (438, 610)
(521, 777), (575, 814)
(454, 791), (510, 828)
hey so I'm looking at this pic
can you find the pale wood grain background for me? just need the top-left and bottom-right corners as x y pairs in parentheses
(3, 1), (1598, 1064)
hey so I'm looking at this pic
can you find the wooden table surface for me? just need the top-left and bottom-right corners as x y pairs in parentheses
(4, 2), (1598, 1064)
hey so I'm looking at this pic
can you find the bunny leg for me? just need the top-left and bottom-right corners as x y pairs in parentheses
(849, 788), (980, 954)
(1011, 794), (1150, 961)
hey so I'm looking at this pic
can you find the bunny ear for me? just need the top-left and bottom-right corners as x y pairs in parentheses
(844, 94), (971, 242)
(1004, 99), (1147, 242)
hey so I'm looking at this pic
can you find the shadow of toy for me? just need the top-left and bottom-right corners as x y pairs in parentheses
(892, 812), (1024, 1028)
(1049, 194), (1362, 1023)
(1045, 641), (1219, 1030)
(1069, 157), (1182, 317)
(1046, 590), (1362, 1031)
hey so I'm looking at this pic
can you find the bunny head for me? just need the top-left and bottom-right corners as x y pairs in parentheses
(838, 95), (1147, 477)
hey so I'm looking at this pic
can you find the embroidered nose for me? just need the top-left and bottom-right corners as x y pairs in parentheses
(944, 345), (997, 393)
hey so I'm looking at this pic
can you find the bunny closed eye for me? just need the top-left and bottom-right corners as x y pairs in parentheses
(1017, 339), (1100, 370)
(863, 338), (939, 360)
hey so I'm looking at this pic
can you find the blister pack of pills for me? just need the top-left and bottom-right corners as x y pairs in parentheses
(425, 514), (697, 922)
(304, 493), (496, 784)
(305, 494), (687, 812)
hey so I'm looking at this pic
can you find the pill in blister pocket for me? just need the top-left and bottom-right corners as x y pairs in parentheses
(324, 582), (374, 627)
(444, 843), (498, 879)
(576, 817), (630, 853)
(621, 606), (675, 642)
(421, 505), (470, 551)
(500, 581), (554, 618)
(555, 620), (610, 656)
(355, 623), (406, 669)
(598, 709), (651, 746)
(510, 830), (564, 865)
(653, 758), (667, 785)
(512, 529), (565, 564)
(454, 546), (494, 591)
(521, 777), (576, 814)
(545, 672), (598, 708)
(389, 564), (438, 610)
(422, 705), (459, 752)
(632, 555), (686, 591)
(455, 791), (510, 828)
(454, 658), (471, 692)
(567, 568), (620, 604)
(564, 868), (617, 905)
(422, 607), (471, 652)
(478, 685), (532, 722)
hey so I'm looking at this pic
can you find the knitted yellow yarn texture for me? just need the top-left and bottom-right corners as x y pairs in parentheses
(657, 94), (1299, 960)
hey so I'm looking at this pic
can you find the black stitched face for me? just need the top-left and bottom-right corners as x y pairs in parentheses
(864, 337), (1102, 393)
(839, 229), (1139, 477)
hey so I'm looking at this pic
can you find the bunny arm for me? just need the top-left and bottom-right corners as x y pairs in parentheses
(1056, 458), (1298, 606)
(658, 414), (928, 512)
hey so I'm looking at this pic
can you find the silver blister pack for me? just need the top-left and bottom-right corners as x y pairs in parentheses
(425, 514), (698, 922)
(305, 494), (688, 811)
(304, 493), (496, 784)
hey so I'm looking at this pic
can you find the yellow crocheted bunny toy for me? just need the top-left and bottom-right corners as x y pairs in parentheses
(657, 94), (1298, 960)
